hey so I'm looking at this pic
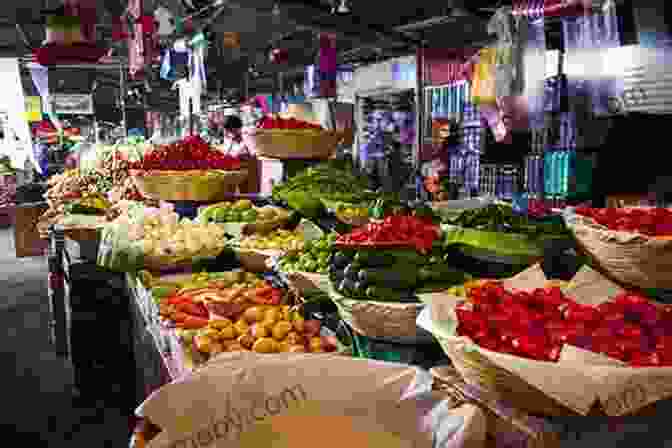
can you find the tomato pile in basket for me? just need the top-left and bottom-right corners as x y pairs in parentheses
(257, 116), (324, 131)
(456, 281), (672, 367)
(574, 206), (672, 237)
(130, 136), (242, 171)
(336, 215), (440, 253)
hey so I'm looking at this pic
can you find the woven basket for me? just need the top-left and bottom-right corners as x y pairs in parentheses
(565, 212), (672, 290)
(235, 248), (284, 273)
(142, 247), (225, 272)
(284, 271), (329, 293)
(435, 335), (575, 417)
(330, 289), (431, 343)
(244, 129), (341, 159)
(131, 169), (248, 201)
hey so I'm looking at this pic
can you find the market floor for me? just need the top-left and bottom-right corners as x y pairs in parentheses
(0, 227), (132, 446)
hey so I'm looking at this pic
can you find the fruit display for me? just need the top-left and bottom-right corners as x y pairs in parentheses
(330, 247), (470, 302)
(574, 206), (672, 237)
(129, 136), (242, 171)
(455, 281), (672, 366)
(278, 233), (337, 274)
(238, 229), (305, 252)
(257, 116), (324, 131)
(336, 215), (441, 253)
(119, 204), (227, 259)
(199, 200), (283, 224)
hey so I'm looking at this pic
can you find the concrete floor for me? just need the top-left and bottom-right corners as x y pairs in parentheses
(0, 227), (132, 446)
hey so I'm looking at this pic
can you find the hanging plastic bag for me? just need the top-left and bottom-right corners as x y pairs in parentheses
(471, 48), (498, 105)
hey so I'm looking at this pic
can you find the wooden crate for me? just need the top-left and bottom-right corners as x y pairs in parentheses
(14, 202), (48, 257)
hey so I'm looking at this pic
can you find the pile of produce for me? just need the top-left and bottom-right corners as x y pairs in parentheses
(336, 215), (441, 253)
(455, 281), (672, 366)
(238, 229), (304, 252)
(129, 136), (241, 171)
(574, 206), (672, 237)
(120, 205), (227, 258)
(257, 116), (324, 131)
(199, 200), (280, 224)
(271, 161), (375, 217)
(277, 233), (336, 274)
(330, 247), (470, 302)
(149, 271), (337, 360)
(447, 203), (566, 236)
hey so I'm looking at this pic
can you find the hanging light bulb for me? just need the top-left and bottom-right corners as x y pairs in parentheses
(272, 3), (281, 16)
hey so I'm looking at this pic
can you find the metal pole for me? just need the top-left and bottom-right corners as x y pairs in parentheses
(415, 44), (425, 200)
(119, 64), (127, 139)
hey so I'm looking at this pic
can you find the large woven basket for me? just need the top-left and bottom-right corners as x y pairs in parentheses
(244, 129), (341, 159)
(565, 212), (672, 290)
(131, 169), (248, 201)
(435, 335), (575, 417)
(330, 289), (431, 343)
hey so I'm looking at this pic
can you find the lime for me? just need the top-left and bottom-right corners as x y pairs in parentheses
(242, 209), (258, 222)
(213, 208), (229, 222)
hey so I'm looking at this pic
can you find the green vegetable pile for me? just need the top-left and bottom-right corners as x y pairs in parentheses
(271, 161), (377, 217)
(329, 248), (471, 303)
(278, 233), (337, 274)
(447, 203), (567, 236)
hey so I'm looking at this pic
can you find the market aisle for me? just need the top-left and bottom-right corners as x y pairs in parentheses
(0, 228), (131, 446)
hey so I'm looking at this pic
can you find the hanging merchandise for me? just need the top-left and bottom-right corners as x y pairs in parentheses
(470, 48), (498, 105)
(128, 0), (145, 78)
(160, 49), (176, 81)
(488, 6), (526, 98)
(318, 33), (337, 98)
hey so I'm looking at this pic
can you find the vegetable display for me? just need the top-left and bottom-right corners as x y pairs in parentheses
(574, 206), (672, 237)
(278, 233), (336, 274)
(336, 215), (441, 253)
(329, 247), (470, 302)
(118, 204), (227, 258)
(130, 136), (241, 171)
(455, 281), (672, 366)
(448, 203), (566, 236)
(271, 161), (375, 217)
(199, 200), (263, 223)
(238, 229), (304, 251)
(150, 270), (337, 360)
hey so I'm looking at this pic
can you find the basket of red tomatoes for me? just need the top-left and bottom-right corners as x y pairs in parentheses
(129, 136), (247, 201)
(244, 116), (342, 160)
(565, 207), (672, 289)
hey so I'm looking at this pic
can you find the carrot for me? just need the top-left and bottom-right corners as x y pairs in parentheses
(255, 286), (274, 297)
(177, 316), (209, 329)
(171, 311), (189, 323)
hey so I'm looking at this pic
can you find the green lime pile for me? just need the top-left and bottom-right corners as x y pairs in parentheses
(278, 233), (337, 274)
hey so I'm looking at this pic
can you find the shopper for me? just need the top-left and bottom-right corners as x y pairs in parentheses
(220, 115), (251, 158)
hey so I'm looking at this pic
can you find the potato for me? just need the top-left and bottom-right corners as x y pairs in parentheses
(288, 345), (306, 353)
(285, 331), (305, 346)
(279, 305), (292, 321)
(233, 319), (250, 337)
(252, 337), (277, 354)
(272, 321), (293, 341)
(218, 325), (237, 340)
(237, 334), (256, 350)
(292, 316), (305, 333)
(209, 318), (232, 329)
(260, 319), (277, 331)
(194, 335), (213, 353)
(250, 323), (270, 339)
(264, 308), (282, 324)
(243, 306), (265, 324)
